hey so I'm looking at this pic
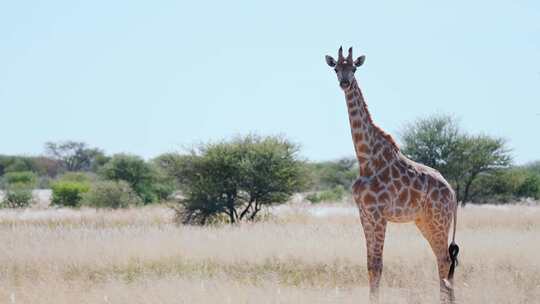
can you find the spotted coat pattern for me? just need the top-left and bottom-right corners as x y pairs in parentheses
(343, 78), (458, 303)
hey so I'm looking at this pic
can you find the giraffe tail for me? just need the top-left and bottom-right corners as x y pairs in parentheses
(448, 200), (459, 281)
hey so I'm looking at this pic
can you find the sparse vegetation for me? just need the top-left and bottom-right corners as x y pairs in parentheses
(1, 120), (537, 210)
(0, 203), (538, 303)
(0, 126), (537, 303)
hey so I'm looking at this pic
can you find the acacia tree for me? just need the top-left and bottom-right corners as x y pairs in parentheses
(166, 135), (307, 225)
(400, 115), (461, 175)
(45, 141), (105, 172)
(401, 114), (511, 204)
(454, 135), (511, 204)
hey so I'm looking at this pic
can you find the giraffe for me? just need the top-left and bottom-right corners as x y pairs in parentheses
(325, 47), (460, 303)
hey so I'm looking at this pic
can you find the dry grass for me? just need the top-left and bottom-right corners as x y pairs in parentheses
(0, 203), (539, 303)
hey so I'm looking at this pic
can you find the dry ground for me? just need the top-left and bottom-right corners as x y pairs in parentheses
(0, 203), (539, 303)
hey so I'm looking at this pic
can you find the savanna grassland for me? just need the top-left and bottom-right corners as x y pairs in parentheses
(0, 203), (539, 304)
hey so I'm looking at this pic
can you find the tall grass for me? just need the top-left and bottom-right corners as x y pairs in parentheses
(0, 204), (539, 303)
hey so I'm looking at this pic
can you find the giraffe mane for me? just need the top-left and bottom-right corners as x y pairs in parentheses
(367, 109), (400, 150)
(352, 80), (400, 151)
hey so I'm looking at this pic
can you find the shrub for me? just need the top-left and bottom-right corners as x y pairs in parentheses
(1, 188), (33, 208)
(82, 180), (141, 209)
(516, 174), (540, 199)
(306, 186), (347, 203)
(304, 158), (357, 191)
(51, 181), (90, 207)
(469, 168), (540, 203)
(149, 164), (176, 201)
(1, 171), (36, 208)
(58, 172), (96, 183)
(100, 154), (174, 204)
(4, 171), (37, 186)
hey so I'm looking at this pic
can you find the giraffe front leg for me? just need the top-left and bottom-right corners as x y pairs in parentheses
(360, 212), (387, 303)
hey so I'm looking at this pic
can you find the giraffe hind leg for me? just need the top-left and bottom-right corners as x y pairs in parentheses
(415, 217), (455, 304)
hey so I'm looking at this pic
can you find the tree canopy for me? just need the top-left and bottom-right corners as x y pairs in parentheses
(45, 141), (106, 172)
(401, 114), (512, 204)
(167, 135), (307, 224)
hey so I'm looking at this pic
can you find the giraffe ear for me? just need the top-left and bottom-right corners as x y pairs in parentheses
(354, 55), (366, 67)
(325, 55), (337, 67)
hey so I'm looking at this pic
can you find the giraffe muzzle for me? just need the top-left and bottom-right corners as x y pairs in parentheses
(340, 81), (350, 89)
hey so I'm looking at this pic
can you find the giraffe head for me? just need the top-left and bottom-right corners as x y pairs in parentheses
(325, 46), (366, 90)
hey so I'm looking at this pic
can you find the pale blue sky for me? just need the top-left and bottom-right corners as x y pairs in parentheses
(1, 1), (539, 164)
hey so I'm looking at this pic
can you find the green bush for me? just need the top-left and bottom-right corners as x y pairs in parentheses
(305, 158), (357, 191)
(100, 154), (174, 204)
(149, 164), (176, 201)
(1, 171), (35, 208)
(4, 171), (37, 186)
(1, 188), (33, 208)
(82, 180), (141, 209)
(516, 173), (540, 199)
(51, 181), (90, 207)
(58, 172), (96, 183)
(306, 186), (347, 203)
(469, 168), (540, 203)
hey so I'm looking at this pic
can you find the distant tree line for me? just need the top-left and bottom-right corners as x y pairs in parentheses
(0, 141), (174, 209)
(1, 114), (538, 221)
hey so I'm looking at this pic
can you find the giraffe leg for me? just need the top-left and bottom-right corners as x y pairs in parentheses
(415, 217), (455, 304)
(360, 213), (387, 303)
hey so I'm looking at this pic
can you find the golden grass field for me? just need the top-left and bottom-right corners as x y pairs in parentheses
(0, 203), (539, 303)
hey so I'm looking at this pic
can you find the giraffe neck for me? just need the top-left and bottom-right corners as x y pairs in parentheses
(344, 78), (400, 177)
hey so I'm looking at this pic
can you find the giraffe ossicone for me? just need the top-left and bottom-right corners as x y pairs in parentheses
(325, 46), (460, 304)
